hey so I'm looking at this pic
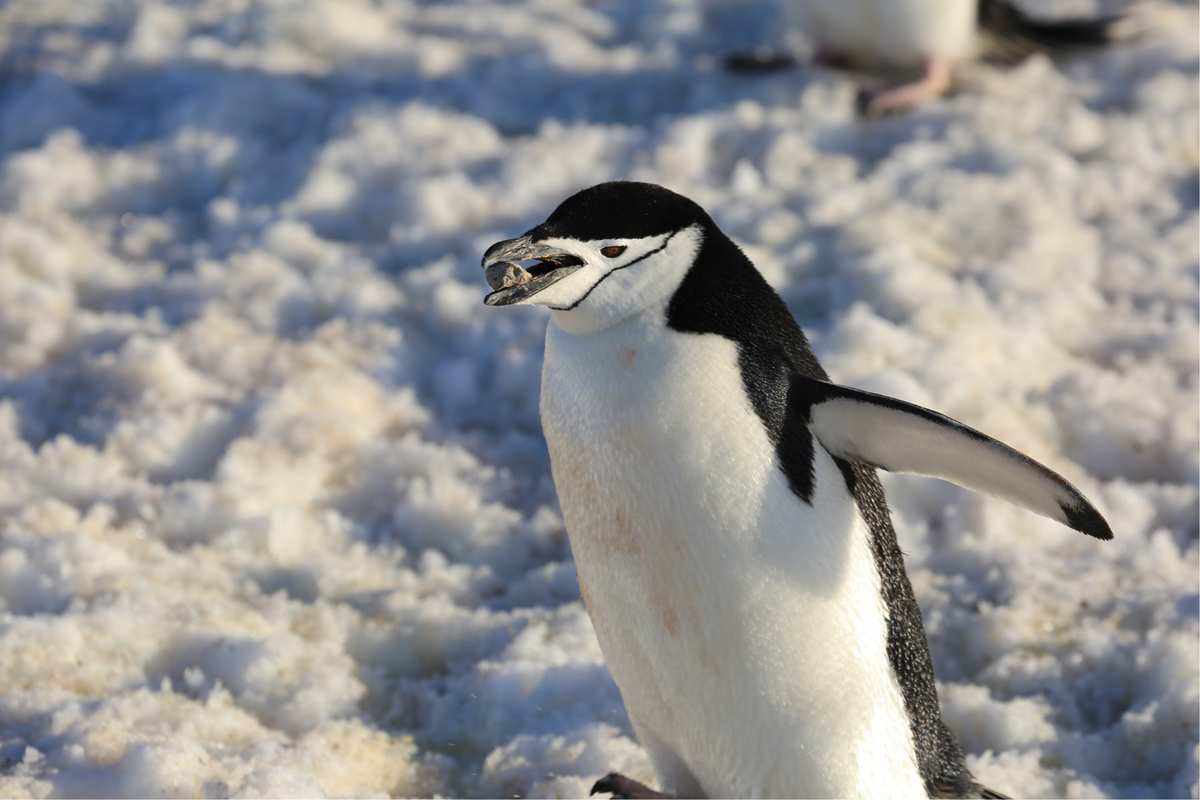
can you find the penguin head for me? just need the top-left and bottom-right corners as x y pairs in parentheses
(481, 182), (710, 332)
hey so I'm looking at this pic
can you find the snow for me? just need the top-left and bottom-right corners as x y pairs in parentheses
(0, 0), (1196, 797)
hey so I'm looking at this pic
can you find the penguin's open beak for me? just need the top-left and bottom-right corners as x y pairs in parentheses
(481, 234), (584, 307)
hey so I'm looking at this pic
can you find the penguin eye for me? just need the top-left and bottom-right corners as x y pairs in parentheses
(600, 245), (627, 258)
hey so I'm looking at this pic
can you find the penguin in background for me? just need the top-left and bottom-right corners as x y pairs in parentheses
(724, 0), (1129, 115)
(481, 182), (1111, 798)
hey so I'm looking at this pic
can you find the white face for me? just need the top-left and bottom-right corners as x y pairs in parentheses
(519, 224), (703, 334)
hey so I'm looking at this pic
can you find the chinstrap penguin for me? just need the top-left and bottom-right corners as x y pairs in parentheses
(728, 0), (1126, 115)
(481, 182), (1111, 799)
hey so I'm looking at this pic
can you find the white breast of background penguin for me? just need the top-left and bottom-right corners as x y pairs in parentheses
(796, 0), (978, 65)
(540, 230), (924, 797)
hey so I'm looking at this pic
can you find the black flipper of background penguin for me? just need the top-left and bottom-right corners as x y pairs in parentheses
(978, 0), (1126, 53)
(723, 49), (798, 74)
(796, 375), (1113, 541)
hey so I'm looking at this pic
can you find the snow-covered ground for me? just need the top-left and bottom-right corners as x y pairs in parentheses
(0, 1), (1196, 797)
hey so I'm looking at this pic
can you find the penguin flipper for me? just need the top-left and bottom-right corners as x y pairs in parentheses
(977, 0), (1125, 48)
(797, 376), (1112, 540)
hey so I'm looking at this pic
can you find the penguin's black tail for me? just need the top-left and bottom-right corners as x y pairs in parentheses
(929, 778), (1012, 799)
(978, 0), (1126, 49)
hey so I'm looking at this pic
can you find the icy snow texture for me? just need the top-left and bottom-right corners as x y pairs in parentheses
(0, 0), (1196, 797)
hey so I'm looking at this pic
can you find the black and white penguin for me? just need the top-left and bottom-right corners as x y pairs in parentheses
(481, 182), (1111, 799)
(728, 0), (1126, 115)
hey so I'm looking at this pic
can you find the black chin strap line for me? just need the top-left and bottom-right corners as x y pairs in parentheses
(551, 229), (680, 312)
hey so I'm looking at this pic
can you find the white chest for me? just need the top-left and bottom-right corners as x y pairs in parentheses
(540, 317), (924, 797)
(798, 0), (977, 65)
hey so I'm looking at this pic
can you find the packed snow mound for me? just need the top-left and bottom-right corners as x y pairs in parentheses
(0, 1), (1196, 797)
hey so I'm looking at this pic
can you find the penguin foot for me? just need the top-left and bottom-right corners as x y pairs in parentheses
(856, 56), (952, 117)
(590, 772), (672, 799)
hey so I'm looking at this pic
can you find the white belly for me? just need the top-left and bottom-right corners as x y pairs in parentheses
(541, 317), (924, 797)
(797, 0), (977, 65)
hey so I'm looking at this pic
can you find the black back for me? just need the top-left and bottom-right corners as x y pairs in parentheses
(666, 220), (979, 798)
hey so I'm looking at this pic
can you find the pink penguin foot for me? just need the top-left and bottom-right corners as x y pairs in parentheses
(857, 56), (953, 116)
